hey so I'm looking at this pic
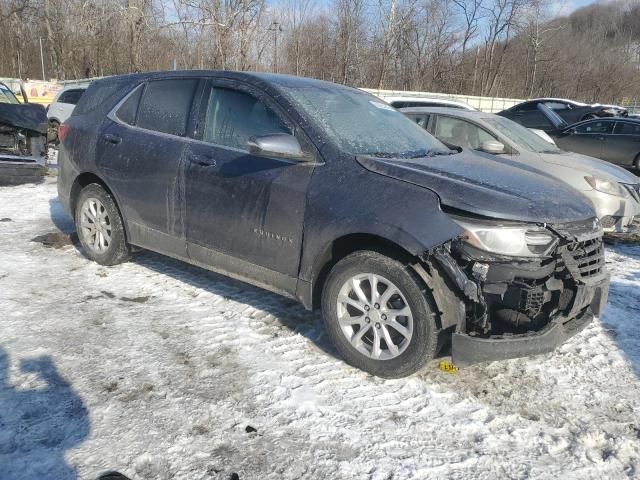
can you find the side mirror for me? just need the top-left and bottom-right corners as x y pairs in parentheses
(247, 133), (310, 162)
(479, 140), (505, 154)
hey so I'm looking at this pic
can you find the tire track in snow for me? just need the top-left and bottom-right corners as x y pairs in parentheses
(0, 181), (639, 479)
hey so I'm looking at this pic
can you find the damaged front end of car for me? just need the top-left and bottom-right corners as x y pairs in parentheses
(0, 83), (48, 185)
(423, 215), (609, 366)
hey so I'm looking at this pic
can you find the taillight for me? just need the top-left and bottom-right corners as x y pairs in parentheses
(58, 123), (70, 142)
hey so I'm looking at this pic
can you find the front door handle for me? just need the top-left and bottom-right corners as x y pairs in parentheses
(103, 133), (122, 145)
(189, 154), (217, 167)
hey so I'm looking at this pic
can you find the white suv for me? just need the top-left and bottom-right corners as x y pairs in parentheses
(47, 86), (87, 141)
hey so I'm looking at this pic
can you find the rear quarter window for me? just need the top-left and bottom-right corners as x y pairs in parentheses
(135, 79), (199, 137)
(116, 85), (144, 125)
(73, 78), (137, 117)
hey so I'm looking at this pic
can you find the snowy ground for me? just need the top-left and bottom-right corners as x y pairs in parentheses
(1, 178), (639, 480)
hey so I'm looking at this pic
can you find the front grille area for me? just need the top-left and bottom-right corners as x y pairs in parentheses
(519, 289), (546, 317)
(562, 237), (605, 280)
(600, 215), (619, 229)
(0, 132), (16, 149)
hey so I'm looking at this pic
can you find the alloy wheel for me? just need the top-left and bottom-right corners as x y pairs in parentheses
(79, 197), (112, 253)
(336, 273), (414, 360)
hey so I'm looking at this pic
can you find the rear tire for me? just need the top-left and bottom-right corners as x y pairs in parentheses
(321, 250), (439, 378)
(75, 183), (130, 266)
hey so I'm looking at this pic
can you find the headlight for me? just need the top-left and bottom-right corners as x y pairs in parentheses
(452, 218), (558, 257)
(601, 108), (618, 115)
(584, 175), (627, 197)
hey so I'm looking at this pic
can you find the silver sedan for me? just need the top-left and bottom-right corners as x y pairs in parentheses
(402, 107), (640, 233)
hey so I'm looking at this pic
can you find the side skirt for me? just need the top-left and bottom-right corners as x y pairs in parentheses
(128, 221), (300, 302)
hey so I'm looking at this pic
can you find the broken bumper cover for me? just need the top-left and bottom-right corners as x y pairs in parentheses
(451, 275), (609, 366)
(0, 158), (47, 186)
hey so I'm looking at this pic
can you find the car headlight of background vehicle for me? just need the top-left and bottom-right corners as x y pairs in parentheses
(584, 175), (628, 197)
(452, 218), (559, 257)
(601, 108), (619, 115)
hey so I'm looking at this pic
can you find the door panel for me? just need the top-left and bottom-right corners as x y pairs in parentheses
(184, 81), (315, 282)
(96, 78), (201, 256)
(556, 132), (603, 159)
(556, 121), (613, 160)
(608, 122), (640, 165)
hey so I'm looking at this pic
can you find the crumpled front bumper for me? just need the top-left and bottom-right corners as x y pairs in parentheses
(451, 275), (609, 366)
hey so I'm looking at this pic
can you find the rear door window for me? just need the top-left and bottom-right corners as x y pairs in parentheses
(135, 79), (199, 136)
(613, 122), (640, 135)
(58, 89), (85, 105)
(407, 114), (430, 129)
(201, 86), (291, 150)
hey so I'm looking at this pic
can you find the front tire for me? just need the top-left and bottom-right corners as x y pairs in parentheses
(75, 183), (130, 266)
(321, 251), (439, 378)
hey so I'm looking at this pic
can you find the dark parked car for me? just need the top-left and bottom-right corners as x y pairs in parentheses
(0, 81), (48, 185)
(535, 104), (640, 170)
(498, 98), (627, 131)
(58, 71), (609, 377)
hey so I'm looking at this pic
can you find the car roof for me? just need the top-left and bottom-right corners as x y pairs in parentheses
(383, 96), (475, 109)
(531, 98), (588, 106)
(572, 116), (640, 127)
(91, 69), (360, 94)
(399, 106), (490, 119)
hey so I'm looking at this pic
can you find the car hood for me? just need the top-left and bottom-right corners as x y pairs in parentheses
(539, 151), (639, 184)
(357, 149), (595, 224)
(0, 103), (48, 134)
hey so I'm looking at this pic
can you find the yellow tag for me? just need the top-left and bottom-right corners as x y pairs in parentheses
(438, 360), (458, 374)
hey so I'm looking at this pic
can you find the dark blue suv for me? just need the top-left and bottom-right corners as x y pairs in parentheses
(57, 71), (609, 377)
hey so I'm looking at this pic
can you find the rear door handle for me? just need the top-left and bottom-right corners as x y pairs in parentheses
(189, 154), (217, 167)
(103, 133), (122, 145)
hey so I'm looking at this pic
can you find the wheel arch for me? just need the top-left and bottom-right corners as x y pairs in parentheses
(306, 233), (419, 311)
(69, 172), (130, 240)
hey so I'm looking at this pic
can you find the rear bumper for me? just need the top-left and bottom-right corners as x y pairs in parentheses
(452, 275), (609, 366)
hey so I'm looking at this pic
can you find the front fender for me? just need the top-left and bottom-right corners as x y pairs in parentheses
(298, 161), (462, 283)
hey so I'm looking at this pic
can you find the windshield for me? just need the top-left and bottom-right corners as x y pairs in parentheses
(286, 86), (450, 158)
(484, 116), (561, 154)
(0, 83), (19, 104)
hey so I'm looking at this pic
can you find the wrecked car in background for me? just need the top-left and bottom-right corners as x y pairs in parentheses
(58, 71), (609, 377)
(498, 98), (627, 131)
(0, 81), (48, 185)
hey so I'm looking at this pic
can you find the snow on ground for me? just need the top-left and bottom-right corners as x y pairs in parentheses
(0, 178), (639, 480)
